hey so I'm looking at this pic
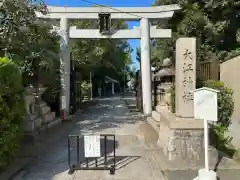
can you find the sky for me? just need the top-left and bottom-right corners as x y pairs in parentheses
(43, 0), (155, 70)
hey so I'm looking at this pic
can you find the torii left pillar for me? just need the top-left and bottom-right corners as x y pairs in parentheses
(60, 17), (71, 117)
(140, 18), (152, 116)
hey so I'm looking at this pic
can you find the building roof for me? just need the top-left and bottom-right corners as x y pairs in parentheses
(105, 76), (119, 83)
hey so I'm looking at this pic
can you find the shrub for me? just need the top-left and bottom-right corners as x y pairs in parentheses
(0, 57), (25, 170)
(204, 80), (235, 156)
(204, 80), (234, 128)
(211, 123), (236, 157)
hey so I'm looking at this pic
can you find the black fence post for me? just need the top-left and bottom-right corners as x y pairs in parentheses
(104, 136), (107, 167)
(68, 136), (71, 168)
(110, 135), (116, 175)
(77, 136), (79, 167)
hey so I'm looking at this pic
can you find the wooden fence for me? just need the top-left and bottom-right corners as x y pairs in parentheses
(198, 60), (219, 81)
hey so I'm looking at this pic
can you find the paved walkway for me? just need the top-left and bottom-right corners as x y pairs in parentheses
(12, 95), (165, 180)
(11, 94), (240, 180)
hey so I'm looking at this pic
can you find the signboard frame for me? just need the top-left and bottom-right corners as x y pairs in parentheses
(192, 87), (219, 174)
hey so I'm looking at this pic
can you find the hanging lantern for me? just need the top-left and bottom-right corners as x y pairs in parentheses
(99, 13), (111, 34)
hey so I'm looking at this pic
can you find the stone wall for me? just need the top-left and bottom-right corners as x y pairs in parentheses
(157, 106), (204, 161)
(220, 55), (240, 121)
(158, 124), (203, 161)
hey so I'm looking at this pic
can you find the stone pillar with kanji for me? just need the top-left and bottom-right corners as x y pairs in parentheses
(175, 38), (196, 118)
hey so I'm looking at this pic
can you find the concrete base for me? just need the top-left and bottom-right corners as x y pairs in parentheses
(193, 169), (217, 180)
(150, 105), (204, 161)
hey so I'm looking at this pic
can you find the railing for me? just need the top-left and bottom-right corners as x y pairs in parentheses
(199, 61), (211, 80)
(68, 134), (116, 175)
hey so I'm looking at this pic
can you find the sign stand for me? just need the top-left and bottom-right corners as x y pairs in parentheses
(204, 119), (209, 172)
(192, 87), (219, 180)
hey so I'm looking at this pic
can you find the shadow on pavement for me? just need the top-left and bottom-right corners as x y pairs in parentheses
(114, 156), (140, 170)
(10, 96), (144, 180)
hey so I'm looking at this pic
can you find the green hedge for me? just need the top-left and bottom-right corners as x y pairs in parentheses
(203, 80), (235, 156)
(0, 57), (25, 170)
(203, 80), (234, 129)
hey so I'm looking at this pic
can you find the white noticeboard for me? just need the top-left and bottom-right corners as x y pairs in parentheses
(192, 87), (219, 174)
(193, 87), (219, 122)
(84, 135), (101, 158)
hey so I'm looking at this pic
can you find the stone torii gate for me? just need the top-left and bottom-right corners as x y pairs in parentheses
(36, 4), (180, 117)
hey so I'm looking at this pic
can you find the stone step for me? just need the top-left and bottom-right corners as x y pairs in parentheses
(147, 117), (160, 132)
(46, 118), (61, 129)
(152, 110), (161, 122)
(24, 114), (38, 121)
(156, 104), (162, 113)
(156, 104), (170, 114)
(139, 118), (160, 149)
(24, 111), (56, 132)
(44, 111), (56, 123)
(146, 147), (240, 171)
(25, 118), (42, 132)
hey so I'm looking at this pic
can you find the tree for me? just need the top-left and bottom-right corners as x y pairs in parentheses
(0, 57), (25, 169)
(153, 0), (240, 68)
(0, 0), (47, 57)
(136, 47), (141, 63)
(70, 19), (132, 86)
(136, 42), (165, 71)
(0, 0), (60, 87)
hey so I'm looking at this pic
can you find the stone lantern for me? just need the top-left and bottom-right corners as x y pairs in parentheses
(24, 85), (56, 136)
(152, 58), (175, 107)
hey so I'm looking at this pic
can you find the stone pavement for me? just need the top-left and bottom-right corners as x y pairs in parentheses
(10, 94), (240, 180)
(11, 95), (164, 180)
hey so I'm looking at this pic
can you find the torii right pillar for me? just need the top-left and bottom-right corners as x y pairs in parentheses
(140, 18), (152, 116)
